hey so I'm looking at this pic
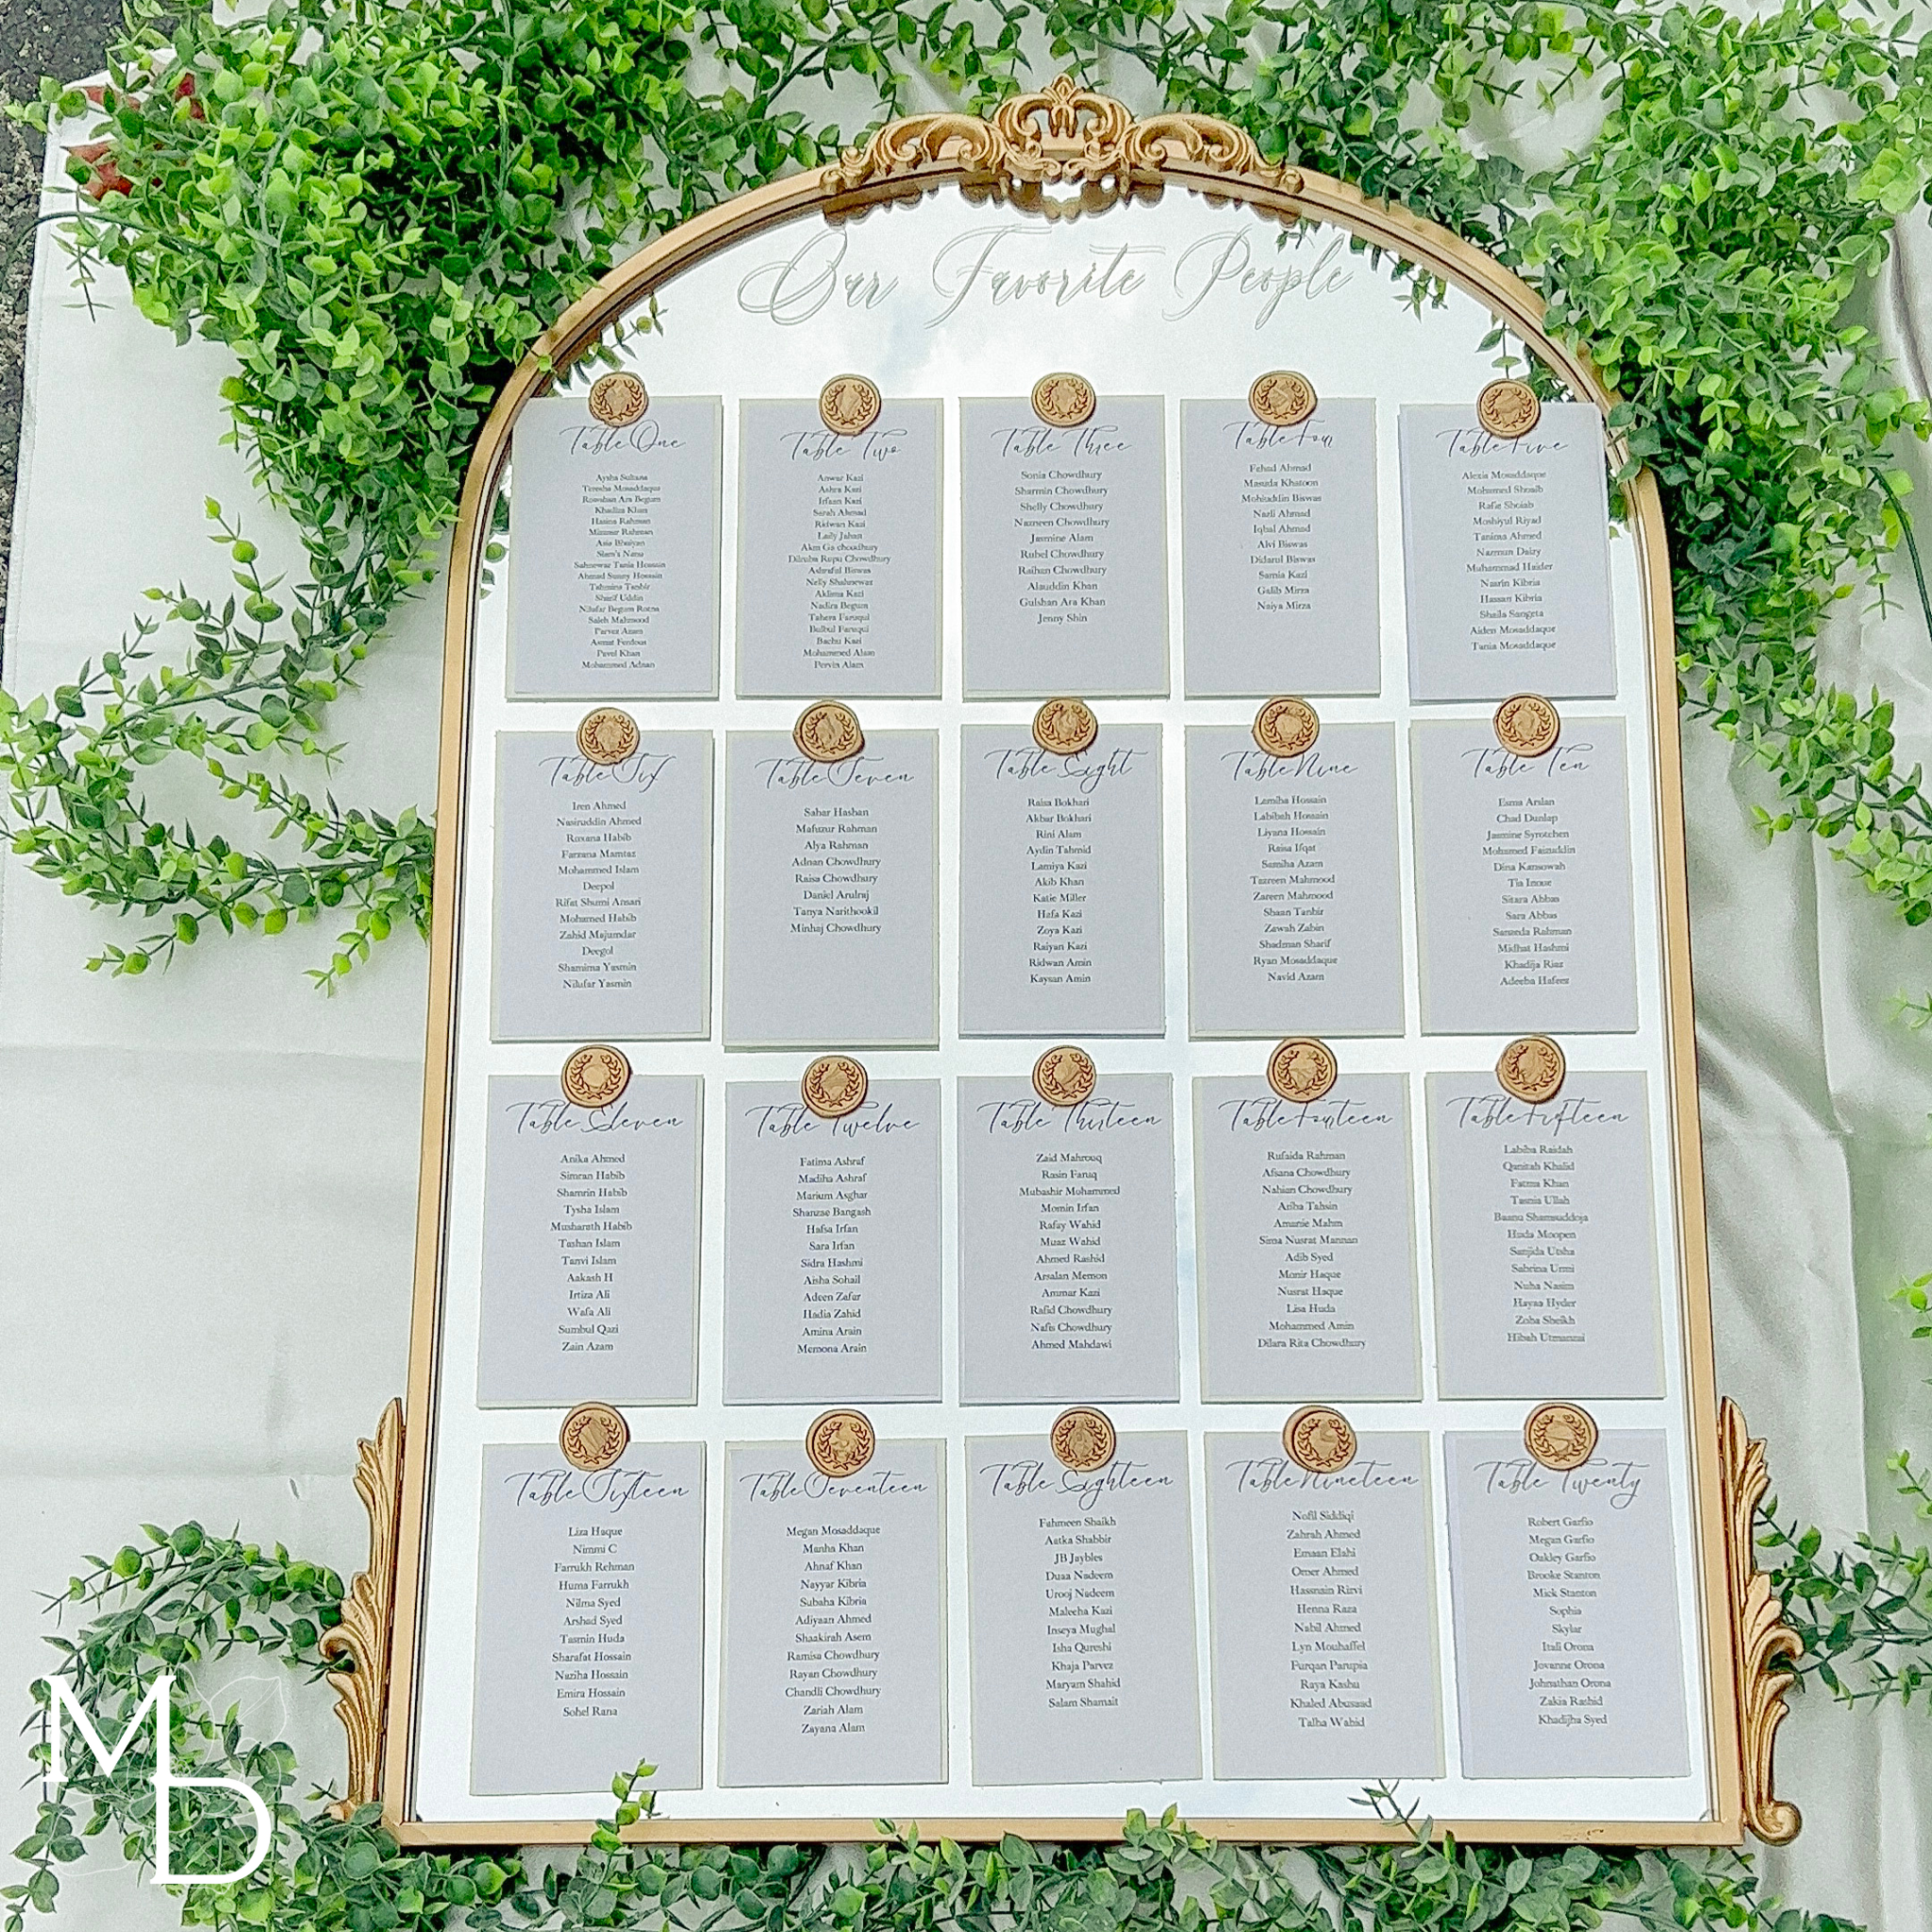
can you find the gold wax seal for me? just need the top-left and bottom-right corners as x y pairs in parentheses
(806, 1408), (875, 1479)
(1524, 1401), (1598, 1471)
(792, 701), (863, 764)
(1033, 698), (1098, 758)
(587, 371), (648, 427)
(1476, 377), (1540, 439)
(1267, 1037), (1338, 1105)
(1497, 1035), (1566, 1105)
(559, 1402), (628, 1474)
(1051, 1407), (1116, 1473)
(1284, 1405), (1357, 1474)
(575, 707), (639, 766)
(1032, 1044), (1097, 1108)
(1249, 370), (1318, 427)
(819, 374), (881, 436)
(561, 1043), (630, 1110)
(1253, 695), (1320, 760)
(801, 1054), (868, 1120)
(1493, 692), (1560, 758)
(1032, 372), (1096, 428)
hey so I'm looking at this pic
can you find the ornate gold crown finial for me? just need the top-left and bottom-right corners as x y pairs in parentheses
(325, 1398), (405, 1817)
(824, 73), (1302, 201)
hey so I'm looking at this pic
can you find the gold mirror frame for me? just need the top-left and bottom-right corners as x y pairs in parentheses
(349, 73), (1800, 1848)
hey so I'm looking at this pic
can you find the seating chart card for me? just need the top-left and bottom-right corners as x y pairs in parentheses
(508, 396), (721, 698)
(722, 729), (939, 1047)
(1399, 401), (1615, 702)
(492, 730), (711, 1042)
(1205, 1432), (1441, 1778)
(959, 397), (1168, 695)
(958, 724), (1164, 1037)
(723, 1079), (942, 1403)
(965, 1431), (1201, 1785)
(719, 1441), (947, 1787)
(1191, 1074), (1420, 1400)
(401, 147), (1738, 1843)
(957, 1074), (1180, 1403)
(471, 1441), (706, 1795)
(1426, 1072), (1663, 1397)
(1410, 719), (1639, 1035)
(1180, 399), (1380, 696)
(1444, 1431), (1690, 1778)
(736, 400), (942, 696)
(1185, 724), (1404, 1038)
(477, 1074), (702, 1406)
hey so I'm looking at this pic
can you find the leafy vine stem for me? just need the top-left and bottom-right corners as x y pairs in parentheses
(6, 0), (1932, 977)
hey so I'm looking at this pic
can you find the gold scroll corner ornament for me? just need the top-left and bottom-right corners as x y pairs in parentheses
(1719, 1396), (1804, 1845)
(793, 701), (864, 764)
(1033, 697), (1098, 758)
(1476, 376), (1540, 439)
(588, 370), (648, 427)
(1249, 370), (1318, 427)
(1052, 1406), (1116, 1472)
(802, 1053), (868, 1120)
(1032, 372), (1096, 428)
(324, 1397), (405, 1817)
(820, 374), (882, 435)
(808, 1407), (876, 1478)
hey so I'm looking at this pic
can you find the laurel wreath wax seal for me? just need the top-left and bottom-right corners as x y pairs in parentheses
(560, 1043), (631, 1110)
(587, 371), (648, 427)
(1051, 1407), (1116, 1473)
(792, 700), (863, 764)
(1476, 376), (1541, 439)
(1524, 1401), (1599, 1472)
(1268, 1037), (1339, 1105)
(819, 374), (882, 436)
(1496, 1035), (1567, 1106)
(1032, 1044), (1097, 1108)
(559, 1401), (629, 1473)
(1493, 692), (1561, 758)
(1253, 695), (1321, 760)
(1284, 1405), (1357, 1474)
(801, 1054), (868, 1120)
(575, 707), (639, 767)
(1032, 698), (1098, 758)
(806, 1408), (875, 1478)
(1248, 370), (1318, 427)
(1031, 372), (1096, 428)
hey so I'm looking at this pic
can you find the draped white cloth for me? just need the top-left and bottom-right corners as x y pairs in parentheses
(1, 123), (1928, 1926)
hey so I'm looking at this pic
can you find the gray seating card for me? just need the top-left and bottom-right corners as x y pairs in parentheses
(957, 1074), (1180, 1403)
(959, 724), (1164, 1037)
(1186, 724), (1404, 1038)
(471, 1441), (705, 1795)
(1426, 1071), (1662, 1397)
(1410, 720), (1638, 1034)
(1444, 1430), (1690, 1777)
(508, 394), (721, 698)
(724, 1080), (941, 1403)
(719, 1441), (946, 1787)
(965, 1430), (1200, 1785)
(492, 731), (712, 1041)
(1192, 1075), (1419, 1400)
(722, 730), (938, 1047)
(1180, 399), (1380, 696)
(1398, 401), (1614, 702)
(736, 400), (942, 696)
(959, 397), (1168, 696)
(478, 1075), (702, 1406)
(1205, 1432), (1441, 1778)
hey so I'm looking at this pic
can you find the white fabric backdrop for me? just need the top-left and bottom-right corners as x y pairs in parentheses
(2, 128), (1929, 1927)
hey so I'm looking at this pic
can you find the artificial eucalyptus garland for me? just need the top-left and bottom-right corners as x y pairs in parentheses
(6, 0), (1932, 978)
